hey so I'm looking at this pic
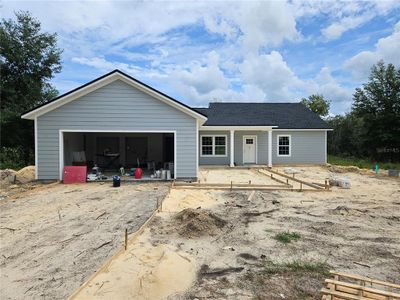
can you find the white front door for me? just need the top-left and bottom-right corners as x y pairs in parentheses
(243, 135), (257, 164)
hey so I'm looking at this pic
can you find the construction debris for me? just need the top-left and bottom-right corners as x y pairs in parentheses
(329, 176), (351, 189)
(321, 271), (400, 300)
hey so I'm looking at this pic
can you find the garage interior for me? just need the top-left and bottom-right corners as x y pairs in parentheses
(63, 132), (175, 180)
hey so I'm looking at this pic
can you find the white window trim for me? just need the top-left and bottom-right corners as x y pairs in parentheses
(277, 134), (291, 157)
(200, 135), (228, 157)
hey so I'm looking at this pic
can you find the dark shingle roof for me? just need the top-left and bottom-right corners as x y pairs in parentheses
(193, 102), (331, 129)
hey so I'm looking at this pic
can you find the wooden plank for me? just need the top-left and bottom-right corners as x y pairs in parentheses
(321, 288), (373, 300)
(325, 279), (400, 299)
(267, 168), (324, 190)
(173, 182), (287, 188)
(330, 271), (400, 290)
(257, 169), (291, 186)
(172, 186), (328, 192)
(172, 186), (293, 191)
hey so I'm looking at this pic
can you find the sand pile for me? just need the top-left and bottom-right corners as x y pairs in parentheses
(1, 166), (35, 185)
(0, 169), (17, 185)
(326, 164), (364, 174)
(15, 166), (35, 183)
(173, 208), (227, 238)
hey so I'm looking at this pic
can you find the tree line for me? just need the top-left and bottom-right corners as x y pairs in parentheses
(302, 61), (399, 163)
(1, 12), (399, 169)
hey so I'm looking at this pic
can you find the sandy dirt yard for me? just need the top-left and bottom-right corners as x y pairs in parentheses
(0, 181), (169, 300)
(70, 166), (400, 300)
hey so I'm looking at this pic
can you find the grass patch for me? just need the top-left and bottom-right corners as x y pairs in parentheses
(264, 260), (330, 276)
(328, 155), (400, 170)
(273, 231), (301, 244)
(237, 260), (331, 299)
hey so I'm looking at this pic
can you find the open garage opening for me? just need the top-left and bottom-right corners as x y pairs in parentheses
(61, 131), (176, 180)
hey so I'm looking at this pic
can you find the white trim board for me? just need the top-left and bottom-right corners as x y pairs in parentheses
(273, 129), (332, 131)
(22, 72), (207, 123)
(201, 126), (276, 131)
(242, 135), (258, 164)
(34, 117), (38, 180)
(58, 129), (177, 180)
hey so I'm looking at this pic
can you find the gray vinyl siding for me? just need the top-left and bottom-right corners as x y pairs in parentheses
(199, 131), (230, 165)
(272, 131), (326, 164)
(234, 131), (269, 165)
(198, 129), (326, 166)
(198, 130), (269, 166)
(37, 80), (197, 179)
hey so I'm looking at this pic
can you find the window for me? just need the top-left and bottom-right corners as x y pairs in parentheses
(277, 135), (291, 156)
(201, 135), (227, 156)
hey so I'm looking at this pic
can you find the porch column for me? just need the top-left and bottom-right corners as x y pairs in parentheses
(268, 130), (272, 167)
(230, 130), (234, 167)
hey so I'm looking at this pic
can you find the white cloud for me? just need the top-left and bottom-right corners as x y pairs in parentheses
(296, 0), (400, 41)
(321, 13), (374, 40)
(344, 22), (400, 79)
(239, 51), (302, 100)
(3, 0), (398, 114)
(234, 2), (299, 50)
(172, 51), (229, 95)
(302, 67), (354, 114)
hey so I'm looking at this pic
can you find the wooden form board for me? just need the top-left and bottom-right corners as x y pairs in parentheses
(321, 271), (400, 300)
(173, 168), (330, 192)
(257, 169), (291, 186)
(266, 168), (327, 190)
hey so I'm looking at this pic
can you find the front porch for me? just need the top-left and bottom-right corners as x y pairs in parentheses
(198, 126), (275, 168)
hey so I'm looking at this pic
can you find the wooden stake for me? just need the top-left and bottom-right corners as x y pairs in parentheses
(248, 180), (251, 185)
(300, 182), (303, 191)
(286, 178), (289, 185)
(124, 228), (128, 251)
(230, 181), (233, 191)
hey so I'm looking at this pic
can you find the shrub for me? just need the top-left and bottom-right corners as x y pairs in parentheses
(0, 147), (32, 170)
(273, 231), (301, 244)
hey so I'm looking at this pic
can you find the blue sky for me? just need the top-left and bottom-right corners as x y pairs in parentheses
(3, 0), (400, 115)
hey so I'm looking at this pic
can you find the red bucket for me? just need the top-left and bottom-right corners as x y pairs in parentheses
(134, 168), (142, 179)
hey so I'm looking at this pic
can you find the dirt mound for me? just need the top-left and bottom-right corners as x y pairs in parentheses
(173, 208), (227, 238)
(326, 164), (365, 174)
(1, 166), (35, 186)
(15, 166), (35, 183)
(0, 169), (17, 185)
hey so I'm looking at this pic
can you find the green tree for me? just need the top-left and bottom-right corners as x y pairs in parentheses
(352, 61), (400, 161)
(301, 94), (331, 117)
(327, 113), (365, 157)
(0, 11), (62, 167)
